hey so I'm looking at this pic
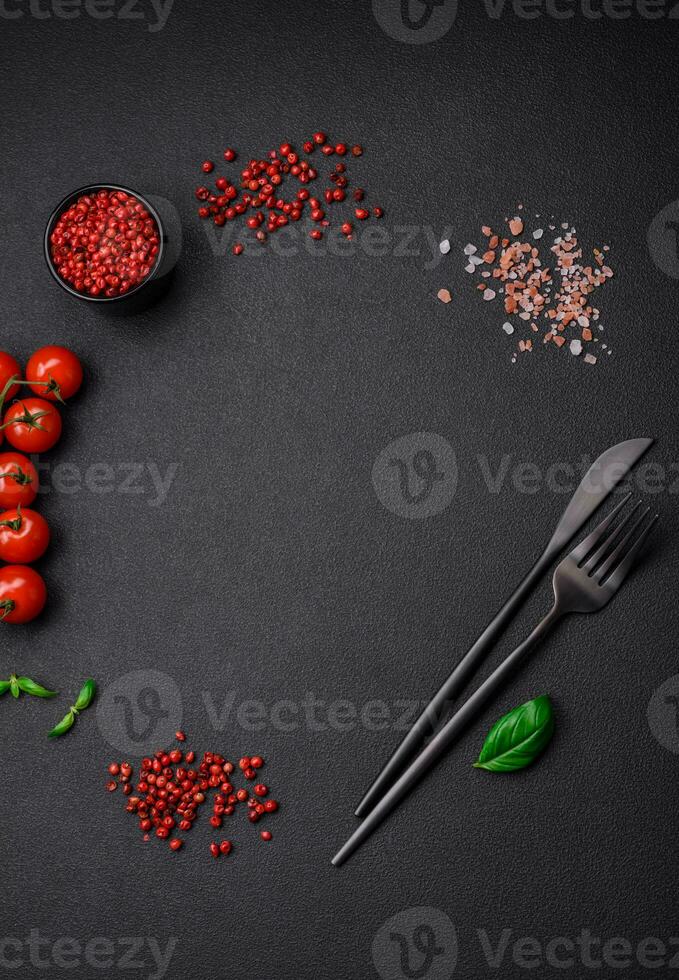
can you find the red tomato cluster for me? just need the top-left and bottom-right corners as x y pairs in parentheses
(0, 346), (83, 624)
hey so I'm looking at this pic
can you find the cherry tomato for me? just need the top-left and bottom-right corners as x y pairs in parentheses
(0, 351), (22, 403)
(0, 506), (49, 564)
(26, 346), (83, 402)
(0, 564), (47, 624)
(0, 452), (39, 508)
(2, 398), (62, 453)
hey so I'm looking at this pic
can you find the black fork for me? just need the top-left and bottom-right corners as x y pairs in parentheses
(332, 495), (658, 867)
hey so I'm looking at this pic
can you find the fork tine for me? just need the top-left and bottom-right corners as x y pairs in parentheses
(604, 514), (659, 592)
(582, 500), (642, 572)
(594, 507), (650, 581)
(569, 492), (632, 564)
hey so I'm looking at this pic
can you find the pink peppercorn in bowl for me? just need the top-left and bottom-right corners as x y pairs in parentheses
(44, 184), (181, 315)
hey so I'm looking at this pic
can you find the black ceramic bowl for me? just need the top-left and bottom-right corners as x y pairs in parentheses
(44, 184), (181, 315)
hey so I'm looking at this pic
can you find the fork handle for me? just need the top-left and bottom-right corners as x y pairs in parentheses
(333, 603), (562, 867)
(354, 549), (555, 818)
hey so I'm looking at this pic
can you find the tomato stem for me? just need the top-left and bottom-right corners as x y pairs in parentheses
(0, 599), (16, 620)
(0, 377), (64, 418)
(0, 404), (49, 433)
(0, 375), (20, 417)
(23, 378), (65, 404)
(0, 466), (32, 487)
(0, 504), (22, 531)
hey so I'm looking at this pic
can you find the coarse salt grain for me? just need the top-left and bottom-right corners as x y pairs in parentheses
(466, 208), (613, 365)
(584, 353), (597, 364)
(439, 240), (450, 254)
(437, 288), (452, 304)
(502, 322), (514, 335)
(463, 244), (477, 255)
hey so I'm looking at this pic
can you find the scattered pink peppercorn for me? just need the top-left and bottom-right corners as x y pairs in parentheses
(261, 831), (272, 841)
(192, 135), (382, 255)
(202, 160), (214, 173)
(106, 742), (279, 863)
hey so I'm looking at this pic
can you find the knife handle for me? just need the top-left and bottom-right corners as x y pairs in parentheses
(353, 548), (554, 819)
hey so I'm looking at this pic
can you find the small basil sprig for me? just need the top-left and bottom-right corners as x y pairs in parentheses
(473, 695), (554, 773)
(48, 678), (96, 738)
(0, 673), (57, 699)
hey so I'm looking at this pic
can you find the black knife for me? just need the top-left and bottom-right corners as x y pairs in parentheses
(352, 437), (654, 822)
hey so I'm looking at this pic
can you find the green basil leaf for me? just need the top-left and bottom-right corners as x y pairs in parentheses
(17, 676), (57, 698)
(0, 680), (11, 695)
(48, 710), (76, 738)
(73, 678), (96, 711)
(10, 675), (20, 698)
(473, 695), (554, 773)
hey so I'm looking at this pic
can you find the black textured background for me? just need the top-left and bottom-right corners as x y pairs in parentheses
(2, 2), (679, 978)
